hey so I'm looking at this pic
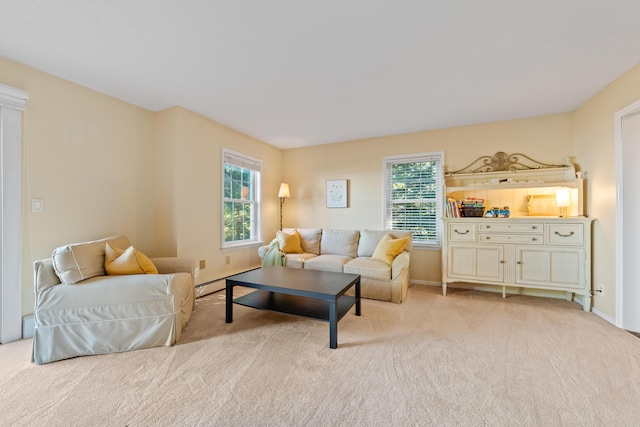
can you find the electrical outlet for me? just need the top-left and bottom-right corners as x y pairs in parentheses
(225, 255), (231, 265)
(199, 259), (206, 269)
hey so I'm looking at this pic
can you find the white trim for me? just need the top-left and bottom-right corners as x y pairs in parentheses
(592, 306), (617, 326)
(615, 99), (640, 329)
(0, 83), (28, 110)
(410, 280), (442, 287)
(221, 148), (262, 249)
(382, 151), (445, 246)
(0, 83), (27, 343)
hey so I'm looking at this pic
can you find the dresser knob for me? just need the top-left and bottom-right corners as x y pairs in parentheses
(554, 231), (575, 238)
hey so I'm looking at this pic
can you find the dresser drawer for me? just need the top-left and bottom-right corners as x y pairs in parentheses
(547, 223), (584, 245)
(479, 223), (543, 234)
(479, 234), (543, 244)
(448, 223), (476, 242)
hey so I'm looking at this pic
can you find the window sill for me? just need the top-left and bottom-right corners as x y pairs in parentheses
(411, 243), (442, 251)
(221, 241), (265, 252)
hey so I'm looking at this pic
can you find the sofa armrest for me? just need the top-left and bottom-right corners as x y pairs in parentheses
(34, 259), (62, 294)
(391, 251), (410, 280)
(151, 257), (194, 278)
(257, 245), (270, 259)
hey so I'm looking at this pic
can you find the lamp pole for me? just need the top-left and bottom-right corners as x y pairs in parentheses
(279, 196), (285, 230)
(278, 183), (290, 230)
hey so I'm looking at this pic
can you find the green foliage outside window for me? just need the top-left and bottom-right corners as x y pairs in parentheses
(389, 160), (439, 244)
(224, 164), (255, 242)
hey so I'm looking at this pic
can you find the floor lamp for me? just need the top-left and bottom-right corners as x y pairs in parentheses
(278, 183), (290, 230)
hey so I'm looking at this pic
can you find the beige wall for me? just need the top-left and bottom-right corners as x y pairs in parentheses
(5, 49), (638, 323)
(574, 61), (640, 320)
(154, 106), (282, 286)
(283, 113), (574, 284)
(1, 57), (281, 316)
(0, 57), (157, 315)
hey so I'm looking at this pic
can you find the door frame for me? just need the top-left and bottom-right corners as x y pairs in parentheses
(614, 99), (640, 329)
(0, 83), (28, 344)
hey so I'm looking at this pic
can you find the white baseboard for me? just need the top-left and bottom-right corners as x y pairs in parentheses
(195, 280), (225, 298)
(422, 281), (621, 327)
(592, 307), (616, 325)
(410, 280), (441, 287)
(22, 315), (34, 339)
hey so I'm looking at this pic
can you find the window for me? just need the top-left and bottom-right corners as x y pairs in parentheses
(222, 149), (262, 249)
(383, 152), (444, 248)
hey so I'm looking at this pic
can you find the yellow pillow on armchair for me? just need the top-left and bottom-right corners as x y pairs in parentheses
(105, 242), (158, 275)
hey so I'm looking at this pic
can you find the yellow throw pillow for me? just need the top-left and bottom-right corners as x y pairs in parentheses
(105, 242), (158, 275)
(276, 230), (304, 254)
(371, 234), (409, 265)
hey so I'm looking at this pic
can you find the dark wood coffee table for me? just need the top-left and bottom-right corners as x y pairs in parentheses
(226, 267), (361, 349)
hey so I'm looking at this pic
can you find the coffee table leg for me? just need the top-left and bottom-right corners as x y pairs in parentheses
(329, 299), (337, 349)
(226, 281), (233, 323)
(355, 277), (361, 316)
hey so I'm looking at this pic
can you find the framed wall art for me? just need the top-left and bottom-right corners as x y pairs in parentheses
(326, 179), (348, 208)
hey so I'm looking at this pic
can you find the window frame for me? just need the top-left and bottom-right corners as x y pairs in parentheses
(221, 148), (262, 250)
(382, 151), (445, 249)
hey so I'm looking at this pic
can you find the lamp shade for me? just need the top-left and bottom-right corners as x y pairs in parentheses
(278, 183), (290, 198)
(556, 188), (570, 208)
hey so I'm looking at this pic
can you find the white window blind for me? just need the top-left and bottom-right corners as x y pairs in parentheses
(383, 152), (444, 247)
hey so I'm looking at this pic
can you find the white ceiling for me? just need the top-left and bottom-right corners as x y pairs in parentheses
(2, 1), (640, 149)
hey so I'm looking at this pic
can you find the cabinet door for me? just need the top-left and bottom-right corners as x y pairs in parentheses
(516, 247), (584, 289)
(448, 244), (504, 282)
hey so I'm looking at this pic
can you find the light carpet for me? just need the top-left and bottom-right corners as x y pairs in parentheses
(1, 285), (640, 426)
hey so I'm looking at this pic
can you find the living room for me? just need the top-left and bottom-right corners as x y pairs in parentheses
(3, 56), (639, 330)
(1, 1), (640, 424)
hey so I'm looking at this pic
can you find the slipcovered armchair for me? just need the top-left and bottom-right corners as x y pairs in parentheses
(32, 235), (195, 364)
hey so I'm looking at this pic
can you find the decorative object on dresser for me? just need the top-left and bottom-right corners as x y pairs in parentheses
(442, 153), (595, 311)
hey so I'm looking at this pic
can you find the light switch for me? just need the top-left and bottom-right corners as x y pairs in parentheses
(31, 198), (44, 213)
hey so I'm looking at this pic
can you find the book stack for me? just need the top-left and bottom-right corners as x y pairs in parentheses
(460, 198), (485, 217)
(447, 197), (486, 217)
(446, 198), (461, 218)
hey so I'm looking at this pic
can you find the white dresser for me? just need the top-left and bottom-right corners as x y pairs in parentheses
(442, 152), (595, 311)
(442, 217), (594, 311)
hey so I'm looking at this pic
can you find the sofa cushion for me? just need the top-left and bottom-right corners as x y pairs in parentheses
(371, 234), (410, 265)
(320, 229), (360, 257)
(344, 257), (391, 281)
(105, 243), (158, 275)
(304, 254), (353, 273)
(284, 253), (317, 269)
(358, 230), (413, 257)
(276, 230), (304, 254)
(52, 235), (131, 284)
(284, 228), (322, 255)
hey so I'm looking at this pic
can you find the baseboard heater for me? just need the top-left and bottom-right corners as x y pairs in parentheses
(195, 268), (260, 298)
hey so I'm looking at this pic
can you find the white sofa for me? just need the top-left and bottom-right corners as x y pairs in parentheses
(32, 235), (195, 364)
(258, 228), (412, 303)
